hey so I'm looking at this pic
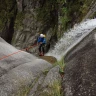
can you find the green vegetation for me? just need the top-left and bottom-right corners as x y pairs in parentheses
(0, 0), (16, 30)
(90, 12), (96, 19)
(43, 69), (49, 75)
(36, 0), (67, 39)
(0, 0), (95, 40)
(36, 0), (58, 26)
(14, 12), (25, 29)
(57, 0), (96, 37)
(16, 57), (65, 96)
(17, 85), (31, 96)
(54, 57), (65, 74)
(36, 0), (59, 36)
(16, 78), (39, 96)
(39, 81), (62, 96)
(16, 75), (63, 96)
(67, 0), (95, 22)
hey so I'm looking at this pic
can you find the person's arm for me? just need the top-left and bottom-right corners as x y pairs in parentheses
(37, 37), (42, 45)
(42, 38), (46, 44)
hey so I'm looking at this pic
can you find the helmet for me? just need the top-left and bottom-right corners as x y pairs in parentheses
(40, 34), (44, 37)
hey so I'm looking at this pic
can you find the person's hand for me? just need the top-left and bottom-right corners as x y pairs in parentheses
(40, 42), (42, 44)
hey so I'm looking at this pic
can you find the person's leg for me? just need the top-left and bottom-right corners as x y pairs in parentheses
(41, 44), (45, 56)
(39, 44), (42, 55)
(42, 44), (45, 55)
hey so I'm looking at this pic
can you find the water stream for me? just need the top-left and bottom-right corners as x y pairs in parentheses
(46, 19), (96, 60)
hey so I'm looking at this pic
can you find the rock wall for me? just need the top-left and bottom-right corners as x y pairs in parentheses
(63, 29), (96, 96)
(0, 0), (96, 54)
(83, 1), (96, 20)
(12, 0), (59, 53)
(12, 0), (41, 49)
(0, 0), (17, 43)
(13, 0), (96, 51)
(0, 37), (62, 96)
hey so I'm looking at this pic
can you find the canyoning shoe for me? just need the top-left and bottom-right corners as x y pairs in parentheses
(39, 54), (42, 56)
(41, 52), (44, 56)
(39, 52), (44, 56)
(39, 53), (42, 56)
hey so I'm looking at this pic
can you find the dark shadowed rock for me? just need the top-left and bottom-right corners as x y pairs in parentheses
(63, 29), (96, 96)
(83, 2), (96, 20)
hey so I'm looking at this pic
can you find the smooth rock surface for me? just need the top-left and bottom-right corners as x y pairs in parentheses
(0, 38), (52, 96)
(63, 29), (96, 96)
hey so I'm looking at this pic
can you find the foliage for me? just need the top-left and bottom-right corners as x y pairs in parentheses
(14, 12), (25, 29)
(16, 78), (39, 96)
(36, 0), (59, 32)
(39, 81), (63, 96)
(55, 57), (65, 74)
(43, 69), (49, 75)
(57, 0), (96, 36)
(17, 85), (31, 96)
(16, 70), (63, 96)
(0, 0), (16, 30)
(90, 12), (96, 19)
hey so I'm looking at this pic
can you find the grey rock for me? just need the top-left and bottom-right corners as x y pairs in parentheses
(0, 38), (52, 96)
(16, 0), (23, 12)
(63, 28), (96, 96)
(42, 65), (61, 88)
(28, 65), (61, 96)
(12, 0), (58, 55)
(28, 75), (45, 96)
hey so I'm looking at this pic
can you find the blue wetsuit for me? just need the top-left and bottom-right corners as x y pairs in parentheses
(37, 37), (46, 44)
(37, 37), (46, 55)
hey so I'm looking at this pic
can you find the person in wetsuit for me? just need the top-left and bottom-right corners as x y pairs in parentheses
(37, 34), (46, 56)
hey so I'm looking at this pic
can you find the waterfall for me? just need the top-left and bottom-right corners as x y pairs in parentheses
(46, 19), (96, 60)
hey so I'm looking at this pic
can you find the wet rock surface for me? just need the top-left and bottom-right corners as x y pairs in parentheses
(63, 29), (96, 96)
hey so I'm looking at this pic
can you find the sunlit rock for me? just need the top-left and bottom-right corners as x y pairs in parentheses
(0, 38), (52, 96)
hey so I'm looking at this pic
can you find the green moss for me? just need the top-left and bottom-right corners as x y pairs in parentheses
(16, 78), (39, 96)
(16, 85), (31, 96)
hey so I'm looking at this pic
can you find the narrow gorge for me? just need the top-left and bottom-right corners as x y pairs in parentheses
(0, 0), (96, 96)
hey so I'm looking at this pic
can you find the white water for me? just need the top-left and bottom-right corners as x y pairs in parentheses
(46, 19), (96, 60)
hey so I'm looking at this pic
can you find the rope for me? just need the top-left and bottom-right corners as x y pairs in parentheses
(0, 44), (37, 61)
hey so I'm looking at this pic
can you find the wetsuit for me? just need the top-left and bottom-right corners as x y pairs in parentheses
(37, 36), (46, 55)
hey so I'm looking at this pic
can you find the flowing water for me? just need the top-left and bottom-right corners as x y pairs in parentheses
(46, 19), (96, 60)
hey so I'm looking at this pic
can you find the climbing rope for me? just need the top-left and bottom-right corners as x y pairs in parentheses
(0, 44), (37, 61)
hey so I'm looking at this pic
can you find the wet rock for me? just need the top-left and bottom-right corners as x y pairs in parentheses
(63, 29), (96, 96)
